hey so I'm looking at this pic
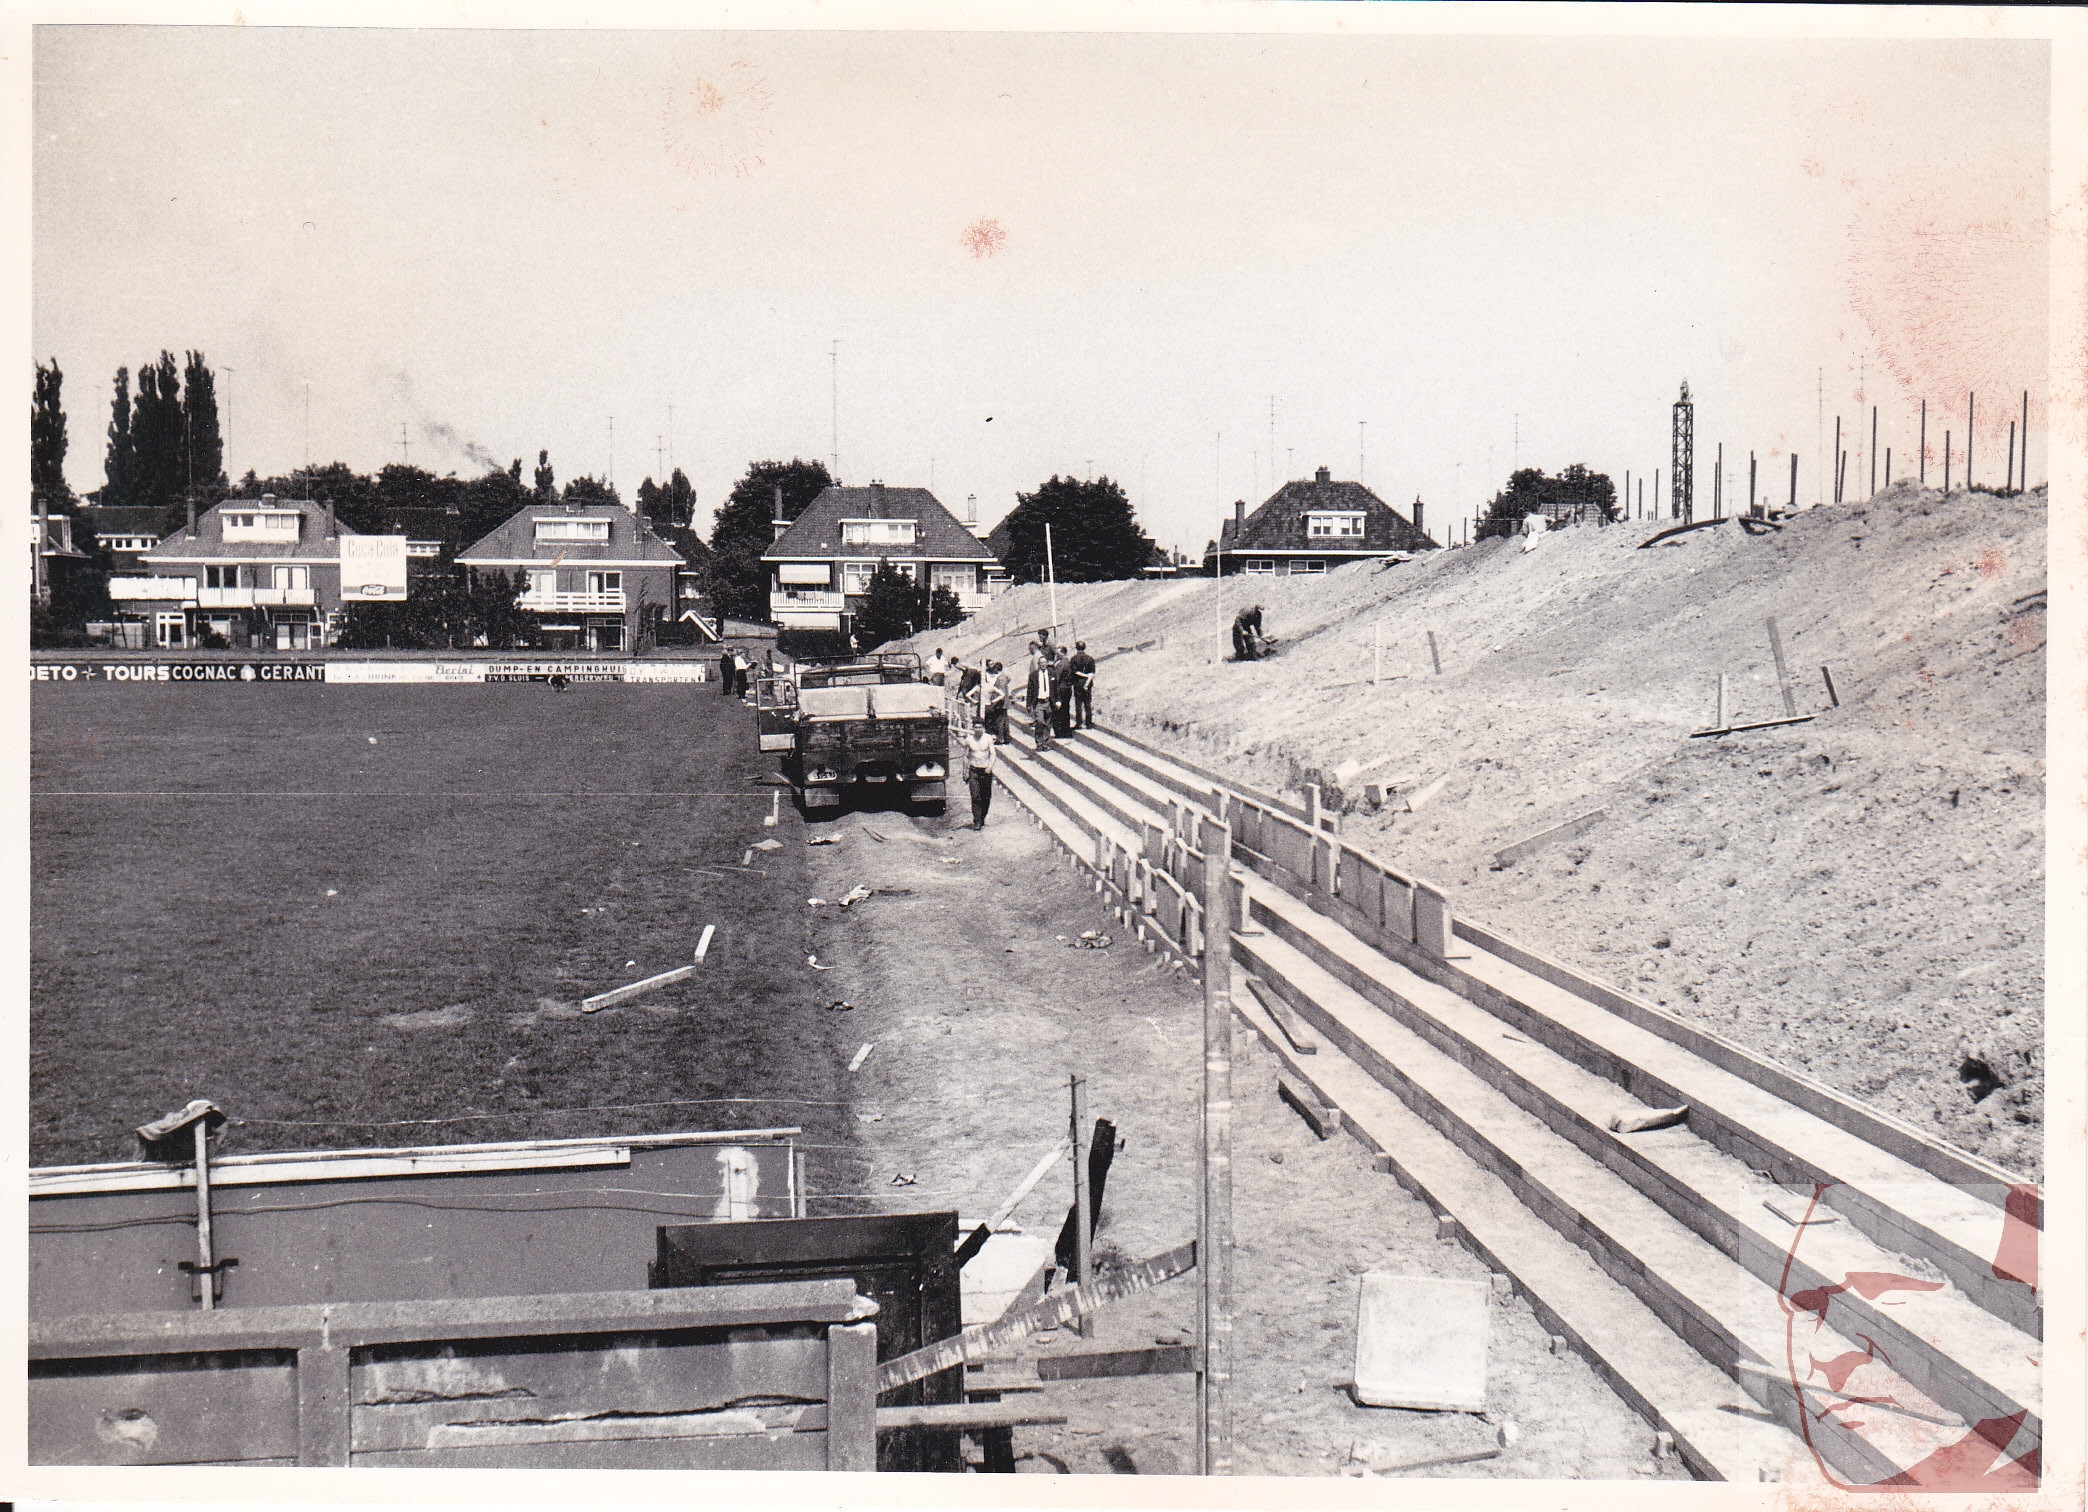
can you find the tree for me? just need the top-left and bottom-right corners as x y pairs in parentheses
(130, 351), (185, 509)
(635, 477), (663, 521)
(103, 367), (136, 508)
(181, 351), (223, 493)
(32, 359), (72, 511)
(997, 475), (1152, 584)
(854, 561), (927, 648)
(1478, 464), (1618, 539)
(708, 458), (833, 622)
(561, 475), (620, 510)
(929, 585), (964, 629)
(533, 449), (555, 500)
(667, 467), (695, 525)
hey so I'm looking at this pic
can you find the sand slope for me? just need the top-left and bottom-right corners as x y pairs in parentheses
(908, 487), (2047, 1174)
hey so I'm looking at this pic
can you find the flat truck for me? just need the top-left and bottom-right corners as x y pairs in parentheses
(757, 652), (949, 814)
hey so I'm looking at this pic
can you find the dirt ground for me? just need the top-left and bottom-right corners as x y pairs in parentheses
(904, 486), (2046, 1177)
(800, 797), (1683, 1480)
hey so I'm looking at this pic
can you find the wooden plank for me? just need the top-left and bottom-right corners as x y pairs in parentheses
(957, 1138), (1071, 1269)
(1491, 808), (1607, 871)
(29, 1353), (298, 1465)
(1034, 1344), (1196, 1381)
(1244, 976), (1316, 1054)
(355, 1431), (828, 1471)
(876, 1240), (1197, 1393)
(297, 1339), (353, 1467)
(1278, 1078), (1342, 1141)
(824, 1321), (878, 1471)
(1688, 714), (1816, 739)
(1765, 617), (1797, 718)
(33, 1280), (871, 1360)
(582, 963), (696, 1013)
(796, 1402), (1069, 1433)
(350, 1335), (830, 1453)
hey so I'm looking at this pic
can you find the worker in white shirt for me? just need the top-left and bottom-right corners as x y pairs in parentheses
(962, 723), (998, 829)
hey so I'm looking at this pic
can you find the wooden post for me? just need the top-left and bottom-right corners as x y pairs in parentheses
(1833, 416), (1841, 502)
(2007, 422), (2016, 494)
(1838, 451), (1847, 505)
(1306, 783), (1322, 835)
(1920, 400), (1927, 485)
(1885, 447), (1891, 488)
(1766, 618), (1797, 718)
(1967, 393), (1974, 490)
(1789, 454), (1798, 513)
(1714, 442), (1722, 518)
(194, 1121), (216, 1311)
(793, 1145), (809, 1218)
(825, 1321), (880, 1471)
(1749, 453), (1757, 517)
(1715, 672), (1727, 731)
(1071, 1075), (1093, 1338)
(1945, 432), (1952, 493)
(1197, 813), (1234, 1476)
(1427, 630), (1442, 676)
(1821, 666), (1840, 708)
(1870, 407), (1878, 498)
(2023, 389), (2031, 489)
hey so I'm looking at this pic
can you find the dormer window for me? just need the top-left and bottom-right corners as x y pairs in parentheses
(840, 519), (916, 546)
(534, 517), (611, 542)
(222, 510), (303, 543)
(1306, 512), (1365, 538)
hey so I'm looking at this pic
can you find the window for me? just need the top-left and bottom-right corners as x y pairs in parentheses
(527, 569), (556, 598)
(1292, 559), (1326, 575)
(587, 571), (622, 594)
(207, 565), (239, 588)
(1306, 512), (1365, 538)
(533, 517), (612, 542)
(930, 563), (975, 596)
(222, 511), (302, 543)
(842, 560), (876, 595)
(1244, 559), (1277, 576)
(272, 565), (310, 590)
(840, 520), (917, 547)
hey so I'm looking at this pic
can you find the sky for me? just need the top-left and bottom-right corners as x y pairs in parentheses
(31, 18), (2055, 555)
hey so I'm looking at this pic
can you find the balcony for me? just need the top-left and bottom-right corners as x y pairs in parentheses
(109, 576), (196, 603)
(771, 589), (845, 613)
(518, 590), (626, 615)
(197, 585), (317, 609)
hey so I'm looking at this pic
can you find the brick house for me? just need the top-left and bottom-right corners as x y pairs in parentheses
(763, 481), (1000, 636)
(125, 495), (404, 650)
(1203, 466), (1437, 577)
(456, 500), (684, 653)
(77, 505), (170, 573)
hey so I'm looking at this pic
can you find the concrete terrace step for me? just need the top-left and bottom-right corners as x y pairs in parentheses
(1236, 906), (2038, 1458)
(1226, 966), (1805, 1482)
(1231, 926), (1970, 1486)
(1251, 881), (2038, 1340)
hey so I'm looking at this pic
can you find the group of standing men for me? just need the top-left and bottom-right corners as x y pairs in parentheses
(717, 645), (776, 698)
(953, 627), (1097, 829)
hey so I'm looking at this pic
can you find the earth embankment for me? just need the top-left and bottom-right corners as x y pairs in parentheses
(908, 487), (2047, 1174)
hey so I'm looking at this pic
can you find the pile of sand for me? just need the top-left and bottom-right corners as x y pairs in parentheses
(908, 487), (2047, 1174)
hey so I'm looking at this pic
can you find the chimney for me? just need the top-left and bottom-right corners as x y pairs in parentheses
(186, 498), (197, 535)
(1234, 498), (1247, 527)
(772, 483), (790, 542)
(1411, 497), (1425, 539)
(261, 493), (276, 505)
(324, 499), (336, 538)
(1315, 465), (1331, 484)
(966, 493), (978, 527)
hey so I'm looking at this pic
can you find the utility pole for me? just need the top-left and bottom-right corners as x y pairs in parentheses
(830, 340), (841, 481)
(608, 416), (615, 490)
(1358, 421), (1366, 485)
(1920, 400), (1927, 486)
(1268, 396), (1276, 490)
(399, 423), (410, 468)
(1817, 368), (1824, 507)
(656, 436), (665, 490)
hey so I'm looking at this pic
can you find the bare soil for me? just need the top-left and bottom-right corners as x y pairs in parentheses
(803, 800), (1683, 1479)
(905, 486), (2046, 1177)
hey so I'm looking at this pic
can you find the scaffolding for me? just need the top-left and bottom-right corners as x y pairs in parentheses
(1671, 381), (1694, 523)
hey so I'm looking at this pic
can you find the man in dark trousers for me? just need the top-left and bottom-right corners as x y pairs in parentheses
(1232, 604), (1264, 660)
(1049, 646), (1075, 739)
(1069, 641), (1097, 729)
(962, 722), (997, 830)
(718, 646), (737, 697)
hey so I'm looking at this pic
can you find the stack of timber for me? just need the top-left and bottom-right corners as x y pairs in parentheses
(992, 710), (2041, 1487)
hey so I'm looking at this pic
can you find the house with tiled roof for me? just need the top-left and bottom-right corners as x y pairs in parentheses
(77, 504), (172, 573)
(762, 481), (1000, 635)
(1203, 466), (1438, 577)
(456, 500), (684, 653)
(128, 495), (403, 650)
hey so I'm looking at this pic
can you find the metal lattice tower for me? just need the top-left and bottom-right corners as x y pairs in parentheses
(1671, 380), (1695, 522)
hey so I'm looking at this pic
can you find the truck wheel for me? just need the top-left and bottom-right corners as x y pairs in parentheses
(915, 800), (946, 817)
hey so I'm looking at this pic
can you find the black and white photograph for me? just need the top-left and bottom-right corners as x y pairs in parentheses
(14, 4), (2084, 1506)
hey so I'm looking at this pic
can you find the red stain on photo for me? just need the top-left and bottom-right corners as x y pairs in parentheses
(962, 217), (1008, 260)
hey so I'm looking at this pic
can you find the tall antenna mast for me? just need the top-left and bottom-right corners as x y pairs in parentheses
(1269, 396), (1276, 486)
(830, 339), (841, 480)
(1671, 381), (1694, 523)
(399, 422), (410, 468)
(1358, 421), (1366, 484)
(608, 416), (615, 490)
